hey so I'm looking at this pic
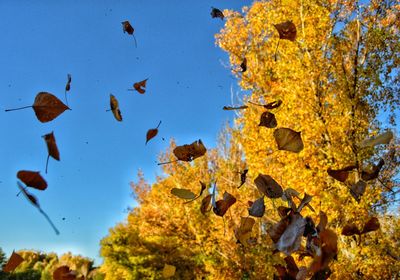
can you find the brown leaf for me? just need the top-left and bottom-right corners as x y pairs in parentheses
(210, 7), (224, 20)
(43, 132), (60, 161)
(361, 130), (393, 148)
(173, 139), (207, 162)
(200, 194), (212, 215)
(248, 197), (265, 217)
(122, 21), (134, 34)
(170, 188), (196, 200)
(361, 217), (380, 234)
(361, 159), (384, 181)
(240, 57), (247, 72)
(238, 169), (248, 188)
(33, 92), (70, 123)
(146, 121), (161, 144)
(223, 105), (248, 110)
(274, 21), (297, 41)
(133, 79), (148, 94)
(259, 111), (277, 128)
(276, 213), (306, 255)
(110, 94), (122, 121)
(296, 193), (313, 213)
(327, 165), (356, 182)
(273, 128), (304, 153)
(264, 100), (282, 109)
(341, 224), (360, 236)
(162, 264), (176, 278)
(350, 180), (367, 202)
(3, 251), (24, 272)
(17, 170), (47, 190)
(284, 256), (299, 279)
(317, 211), (328, 233)
(53, 265), (77, 280)
(268, 215), (291, 243)
(310, 229), (338, 275)
(213, 191), (236, 217)
(235, 217), (255, 246)
(277, 206), (292, 218)
(254, 174), (283, 198)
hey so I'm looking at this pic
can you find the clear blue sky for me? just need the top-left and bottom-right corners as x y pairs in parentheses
(0, 0), (252, 264)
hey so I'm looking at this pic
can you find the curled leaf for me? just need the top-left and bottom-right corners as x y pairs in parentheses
(235, 217), (255, 246)
(248, 196), (265, 217)
(327, 165), (356, 182)
(3, 251), (24, 273)
(273, 128), (304, 153)
(274, 21), (297, 41)
(171, 188), (196, 200)
(350, 180), (367, 202)
(223, 105), (248, 110)
(341, 224), (360, 236)
(173, 139), (207, 162)
(122, 20), (137, 47)
(296, 193), (313, 213)
(133, 79), (148, 94)
(110, 94), (122, 121)
(361, 217), (380, 234)
(268, 215), (290, 243)
(361, 130), (393, 148)
(277, 206), (291, 218)
(213, 191), (236, 217)
(146, 121), (161, 144)
(210, 7), (224, 20)
(64, 74), (72, 105)
(43, 132), (60, 173)
(238, 169), (248, 188)
(259, 111), (277, 128)
(264, 100), (282, 109)
(361, 159), (384, 181)
(254, 174), (283, 198)
(276, 213), (306, 255)
(240, 57), (247, 72)
(17, 170), (47, 191)
(200, 194), (212, 215)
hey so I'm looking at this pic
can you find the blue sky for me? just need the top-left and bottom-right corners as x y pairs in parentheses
(0, 0), (252, 264)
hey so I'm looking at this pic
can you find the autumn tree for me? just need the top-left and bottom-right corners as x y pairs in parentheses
(101, 0), (399, 279)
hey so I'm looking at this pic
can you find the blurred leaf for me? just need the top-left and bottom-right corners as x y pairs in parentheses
(3, 251), (24, 273)
(17, 170), (47, 191)
(254, 174), (283, 198)
(273, 128), (303, 153)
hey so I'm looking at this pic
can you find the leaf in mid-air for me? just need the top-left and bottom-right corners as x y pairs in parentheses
(210, 7), (224, 20)
(259, 111), (277, 128)
(109, 94), (122, 121)
(248, 196), (265, 217)
(213, 191), (236, 217)
(146, 121), (161, 144)
(273, 128), (304, 153)
(3, 251), (24, 273)
(254, 174), (283, 198)
(17, 170), (47, 191)
(274, 21), (297, 41)
(42, 131), (60, 173)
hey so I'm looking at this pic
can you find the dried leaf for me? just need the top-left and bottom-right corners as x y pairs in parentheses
(110, 94), (122, 121)
(133, 79), (148, 94)
(259, 111), (277, 128)
(361, 217), (380, 234)
(33, 92), (70, 123)
(223, 105), (248, 110)
(173, 139), (207, 162)
(310, 229), (338, 275)
(240, 57), (247, 72)
(276, 213), (306, 255)
(162, 264), (176, 278)
(268, 215), (290, 243)
(284, 256), (299, 278)
(248, 196), (265, 217)
(17, 170), (47, 190)
(277, 206), (292, 218)
(210, 7), (224, 20)
(238, 169), (248, 188)
(235, 217), (255, 246)
(200, 194), (212, 215)
(170, 188), (196, 200)
(317, 211), (328, 233)
(3, 251), (24, 272)
(213, 191), (236, 217)
(341, 224), (360, 236)
(350, 180), (367, 202)
(53, 265), (77, 280)
(122, 21), (134, 34)
(274, 21), (297, 41)
(254, 174), (283, 198)
(327, 165), (356, 182)
(264, 100), (283, 109)
(361, 130), (393, 148)
(65, 74), (71, 92)
(274, 128), (304, 153)
(146, 121), (161, 144)
(361, 159), (384, 181)
(297, 193), (313, 213)
(43, 132), (60, 161)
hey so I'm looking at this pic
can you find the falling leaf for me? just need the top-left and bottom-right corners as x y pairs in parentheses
(317, 211), (328, 233)
(248, 196), (265, 217)
(327, 165), (356, 182)
(273, 128), (304, 153)
(254, 174), (283, 198)
(268, 215), (291, 243)
(296, 193), (313, 213)
(184, 181), (208, 204)
(276, 213), (306, 255)
(213, 191), (236, 217)
(341, 224), (360, 236)
(238, 169), (248, 188)
(240, 57), (247, 72)
(17, 182), (59, 235)
(146, 121), (161, 144)
(361, 217), (380, 234)
(259, 111), (277, 128)
(53, 265), (78, 280)
(284, 256), (299, 279)
(109, 94), (122, 121)
(132, 79), (148, 94)
(170, 188), (196, 200)
(122, 20), (137, 47)
(361, 130), (393, 148)
(223, 105), (248, 110)
(17, 170), (47, 190)
(264, 100), (283, 109)
(310, 229), (338, 275)
(210, 7), (224, 20)
(277, 206), (291, 218)
(274, 21), (297, 41)
(3, 251), (24, 272)
(42, 132), (60, 173)
(64, 74), (72, 105)
(172, 139), (207, 162)
(361, 159), (384, 181)
(235, 217), (255, 246)
(350, 180), (367, 202)
(162, 264), (176, 278)
(5, 92), (70, 123)
(200, 194), (212, 215)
